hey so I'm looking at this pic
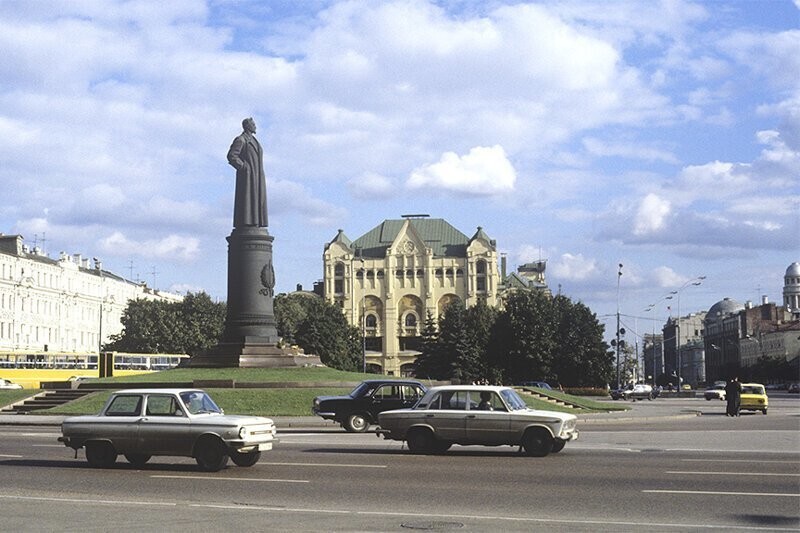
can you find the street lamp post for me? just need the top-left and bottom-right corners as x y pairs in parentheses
(673, 276), (706, 389)
(615, 263), (623, 389)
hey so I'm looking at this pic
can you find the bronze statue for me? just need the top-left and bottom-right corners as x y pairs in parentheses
(227, 117), (268, 227)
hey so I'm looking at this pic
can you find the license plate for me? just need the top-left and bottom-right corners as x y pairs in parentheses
(258, 442), (273, 451)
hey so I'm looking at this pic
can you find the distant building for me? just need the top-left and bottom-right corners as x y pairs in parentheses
(783, 262), (800, 316)
(322, 216), (553, 376)
(704, 293), (798, 383)
(642, 333), (663, 384)
(322, 216), (502, 376)
(0, 233), (181, 354)
(662, 312), (706, 387)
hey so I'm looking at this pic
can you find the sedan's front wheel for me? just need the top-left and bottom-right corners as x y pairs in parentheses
(85, 442), (117, 468)
(522, 428), (553, 457)
(230, 450), (261, 467)
(550, 439), (566, 453)
(343, 413), (370, 433)
(195, 438), (229, 472)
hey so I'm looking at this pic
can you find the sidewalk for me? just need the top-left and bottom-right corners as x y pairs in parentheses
(0, 401), (701, 428)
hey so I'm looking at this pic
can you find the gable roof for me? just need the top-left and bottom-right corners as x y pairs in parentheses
(353, 218), (470, 258)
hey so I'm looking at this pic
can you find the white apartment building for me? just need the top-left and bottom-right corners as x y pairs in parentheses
(0, 234), (181, 354)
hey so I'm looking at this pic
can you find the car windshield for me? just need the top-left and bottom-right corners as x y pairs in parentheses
(500, 389), (528, 410)
(180, 391), (223, 415)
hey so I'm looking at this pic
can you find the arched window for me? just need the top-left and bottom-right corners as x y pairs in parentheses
(404, 313), (417, 328)
(365, 314), (378, 329)
(333, 262), (345, 294)
(476, 259), (487, 292)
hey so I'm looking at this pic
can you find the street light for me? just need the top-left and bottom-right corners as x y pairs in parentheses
(615, 263), (623, 389)
(673, 276), (706, 389)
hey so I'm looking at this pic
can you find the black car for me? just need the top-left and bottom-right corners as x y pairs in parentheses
(312, 379), (427, 432)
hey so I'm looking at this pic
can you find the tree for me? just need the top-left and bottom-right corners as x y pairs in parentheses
(489, 291), (612, 386)
(105, 292), (225, 356)
(275, 293), (362, 372)
(413, 311), (443, 380)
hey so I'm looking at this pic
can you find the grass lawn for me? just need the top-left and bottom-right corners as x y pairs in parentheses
(46, 387), (352, 417)
(93, 366), (393, 383)
(37, 367), (623, 417)
(0, 389), (39, 408)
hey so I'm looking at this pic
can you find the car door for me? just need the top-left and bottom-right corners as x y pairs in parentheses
(367, 384), (406, 420)
(99, 394), (144, 454)
(137, 394), (192, 455)
(464, 391), (511, 445)
(422, 390), (467, 441)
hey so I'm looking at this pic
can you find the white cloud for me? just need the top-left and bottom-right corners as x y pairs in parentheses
(582, 137), (678, 163)
(651, 266), (686, 288)
(406, 145), (516, 195)
(550, 253), (600, 281)
(633, 193), (671, 235)
(347, 172), (395, 200)
(98, 232), (200, 261)
(270, 179), (347, 226)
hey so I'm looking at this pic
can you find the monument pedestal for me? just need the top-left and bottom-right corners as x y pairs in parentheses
(189, 226), (321, 368)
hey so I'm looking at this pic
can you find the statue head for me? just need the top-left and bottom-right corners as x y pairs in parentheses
(242, 117), (256, 134)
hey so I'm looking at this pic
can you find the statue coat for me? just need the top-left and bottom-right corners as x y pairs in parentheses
(227, 131), (268, 227)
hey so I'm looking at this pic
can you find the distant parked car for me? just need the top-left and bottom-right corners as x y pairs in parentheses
(0, 378), (22, 390)
(312, 379), (427, 432)
(518, 381), (552, 390)
(610, 384), (655, 401)
(739, 383), (768, 415)
(788, 383), (799, 394)
(58, 389), (277, 471)
(377, 385), (579, 456)
(704, 383), (726, 401)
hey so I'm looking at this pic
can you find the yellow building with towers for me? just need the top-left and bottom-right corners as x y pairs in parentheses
(323, 215), (500, 376)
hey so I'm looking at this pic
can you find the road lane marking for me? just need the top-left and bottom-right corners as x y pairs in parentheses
(0, 494), (175, 506)
(667, 470), (800, 477)
(644, 489), (800, 497)
(681, 458), (800, 464)
(0, 454), (22, 458)
(151, 475), (309, 483)
(0, 494), (793, 531)
(257, 462), (386, 468)
(32, 444), (65, 448)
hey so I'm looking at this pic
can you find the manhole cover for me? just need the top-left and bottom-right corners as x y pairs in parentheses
(400, 521), (464, 530)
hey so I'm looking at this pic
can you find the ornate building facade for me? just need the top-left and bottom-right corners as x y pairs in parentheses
(322, 216), (500, 376)
(0, 234), (181, 355)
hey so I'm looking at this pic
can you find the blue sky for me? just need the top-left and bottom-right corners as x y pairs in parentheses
(1, 0), (798, 344)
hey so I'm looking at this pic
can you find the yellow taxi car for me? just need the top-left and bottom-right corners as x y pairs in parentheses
(739, 383), (768, 414)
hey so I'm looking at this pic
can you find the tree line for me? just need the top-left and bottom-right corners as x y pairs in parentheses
(106, 290), (613, 385)
(414, 291), (613, 387)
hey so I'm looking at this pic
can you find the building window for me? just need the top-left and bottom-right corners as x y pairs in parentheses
(404, 314), (417, 328)
(365, 314), (378, 329)
(333, 262), (345, 295)
(476, 259), (487, 292)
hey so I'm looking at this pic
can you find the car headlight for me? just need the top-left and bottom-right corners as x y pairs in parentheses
(239, 426), (249, 439)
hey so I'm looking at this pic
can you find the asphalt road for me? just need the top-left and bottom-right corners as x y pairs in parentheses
(0, 397), (798, 532)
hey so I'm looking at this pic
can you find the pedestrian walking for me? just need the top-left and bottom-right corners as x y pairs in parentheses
(725, 377), (742, 417)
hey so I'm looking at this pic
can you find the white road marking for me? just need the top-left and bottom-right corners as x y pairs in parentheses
(32, 444), (65, 448)
(150, 475), (309, 483)
(0, 493), (794, 531)
(0, 494), (175, 506)
(682, 458), (800, 464)
(0, 454), (22, 458)
(667, 470), (800, 477)
(257, 461), (386, 468)
(644, 489), (800, 498)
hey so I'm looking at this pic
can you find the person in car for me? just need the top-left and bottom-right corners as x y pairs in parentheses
(477, 391), (494, 411)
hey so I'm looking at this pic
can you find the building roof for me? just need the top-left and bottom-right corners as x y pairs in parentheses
(706, 297), (745, 322)
(786, 262), (800, 277)
(352, 218), (471, 258)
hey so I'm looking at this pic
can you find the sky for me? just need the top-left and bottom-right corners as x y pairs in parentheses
(1, 0), (798, 346)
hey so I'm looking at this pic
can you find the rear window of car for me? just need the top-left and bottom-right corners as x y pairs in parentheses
(105, 395), (142, 416)
(742, 385), (765, 395)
